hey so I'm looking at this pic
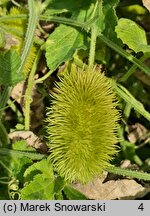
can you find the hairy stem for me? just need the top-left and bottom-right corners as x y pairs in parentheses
(88, 0), (99, 67)
(89, 25), (98, 68)
(106, 166), (150, 181)
(0, 148), (46, 160)
(35, 69), (54, 84)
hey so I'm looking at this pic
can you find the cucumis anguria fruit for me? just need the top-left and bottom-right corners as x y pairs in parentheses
(46, 67), (120, 184)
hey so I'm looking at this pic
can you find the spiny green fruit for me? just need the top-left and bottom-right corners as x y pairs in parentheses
(46, 67), (120, 183)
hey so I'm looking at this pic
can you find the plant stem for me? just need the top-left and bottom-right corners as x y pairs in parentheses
(89, 0), (102, 68)
(0, 148), (46, 160)
(0, 14), (85, 28)
(0, 14), (27, 22)
(0, 181), (9, 184)
(24, 50), (41, 130)
(40, 15), (89, 29)
(0, 160), (12, 174)
(114, 82), (150, 121)
(0, 177), (9, 180)
(73, 56), (86, 68)
(120, 53), (150, 82)
(106, 165), (150, 181)
(35, 69), (54, 84)
(99, 34), (150, 76)
(0, 14), (97, 31)
(11, 0), (21, 7)
(89, 25), (97, 68)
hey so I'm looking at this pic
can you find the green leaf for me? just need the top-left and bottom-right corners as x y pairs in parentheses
(87, 0), (105, 33)
(21, 174), (54, 199)
(63, 185), (87, 200)
(54, 176), (65, 200)
(115, 18), (150, 53)
(54, 176), (65, 194)
(24, 159), (54, 179)
(46, 24), (86, 71)
(71, 4), (94, 23)
(0, 49), (23, 86)
(135, 44), (150, 53)
(13, 140), (36, 152)
(103, 0), (120, 43)
(21, 159), (55, 199)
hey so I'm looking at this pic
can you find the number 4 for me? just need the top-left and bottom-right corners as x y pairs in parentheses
(138, 203), (144, 211)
